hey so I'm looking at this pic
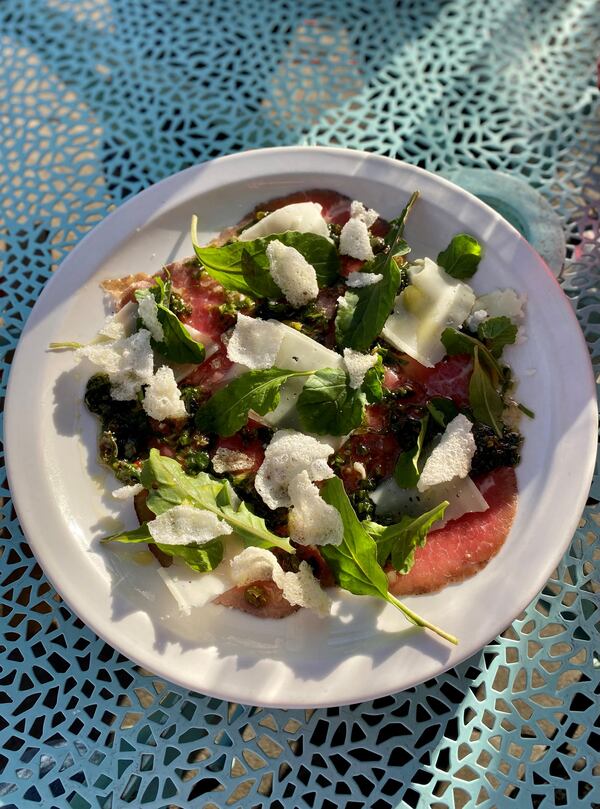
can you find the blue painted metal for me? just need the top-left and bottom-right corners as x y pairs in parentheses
(0, 1), (598, 807)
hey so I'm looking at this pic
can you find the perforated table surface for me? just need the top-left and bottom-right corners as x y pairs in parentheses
(1, 2), (599, 807)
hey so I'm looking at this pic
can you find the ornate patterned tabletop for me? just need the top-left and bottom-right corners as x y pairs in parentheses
(1, 1), (598, 807)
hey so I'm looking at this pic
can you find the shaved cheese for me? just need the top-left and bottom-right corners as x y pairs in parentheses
(466, 308), (488, 330)
(226, 313), (284, 369)
(339, 218), (374, 261)
(137, 292), (165, 342)
(212, 447), (253, 474)
(288, 471), (344, 546)
(343, 348), (377, 389)
(372, 474), (488, 530)
(255, 429), (335, 509)
(99, 301), (137, 340)
(266, 240), (319, 308)
(382, 257), (475, 367)
(77, 328), (154, 400)
(238, 202), (330, 241)
(350, 200), (379, 227)
(148, 504), (232, 546)
(157, 536), (243, 614)
(353, 462), (367, 479)
(418, 415), (476, 492)
(346, 271), (383, 288)
(475, 289), (526, 321)
(112, 483), (143, 500)
(143, 365), (187, 421)
(230, 547), (331, 617)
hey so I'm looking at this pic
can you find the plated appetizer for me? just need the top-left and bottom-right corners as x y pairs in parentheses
(56, 190), (530, 645)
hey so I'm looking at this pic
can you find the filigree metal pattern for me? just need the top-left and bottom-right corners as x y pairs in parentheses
(0, 1), (598, 807)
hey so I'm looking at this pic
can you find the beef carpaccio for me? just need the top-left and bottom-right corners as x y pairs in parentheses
(66, 188), (531, 645)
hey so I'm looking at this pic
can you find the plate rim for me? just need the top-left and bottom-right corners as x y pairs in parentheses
(4, 146), (597, 707)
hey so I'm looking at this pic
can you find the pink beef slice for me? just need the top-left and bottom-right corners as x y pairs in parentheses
(388, 467), (518, 596)
(215, 580), (299, 619)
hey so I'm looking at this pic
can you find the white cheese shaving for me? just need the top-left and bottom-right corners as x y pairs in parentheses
(382, 257), (476, 367)
(466, 308), (488, 330)
(474, 289), (526, 321)
(230, 547), (331, 617)
(339, 218), (374, 261)
(418, 414), (476, 492)
(137, 292), (165, 342)
(77, 328), (155, 400)
(211, 447), (253, 474)
(238, 202), (330, 241)
(343, 348), (378, 390)
(226, 313), (284, 369)
(350, 200), (379, 227)
(288, 471), (344, 547)
(148, 504), (232, 546)
(98, 301), (137, 340)
(111, 483), (143, 500)
(143, 365), (187, 421)
(255, 429), (335, 509)
(266, 240), (319, 308)
(353, 462), (367, 479)
(346, 271), (383, 288)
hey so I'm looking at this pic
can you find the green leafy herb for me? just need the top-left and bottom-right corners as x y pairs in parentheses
(49, 341), (84, 350)
(477, 316), (518, 358)
(191, 215), (339, 295)
(335, 192), (418, 351)
(320, 477), (457, 645)
(437, 233), (483, 279)
(136, 277), (205, 365)
(517, 402), (535, 419)
(362, 353), (385, 403)
(195, 367), (313, 437)
(296, 368), (365, 436)
(102, 522), (224, 573)
(426, 397), (459, 428)
(364, 500), (448, 571)
(393, 415), (429, 488)
(240, 249), (281, 298)
(470, 346), (504, 436)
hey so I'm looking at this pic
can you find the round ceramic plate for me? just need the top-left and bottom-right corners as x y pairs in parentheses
(5, 147), (596, 708)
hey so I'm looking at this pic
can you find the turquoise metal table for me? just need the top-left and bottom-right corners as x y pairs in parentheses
(1, 1), (598, 807)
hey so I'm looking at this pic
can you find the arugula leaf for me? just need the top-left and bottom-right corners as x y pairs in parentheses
(136, 283), (205, 365)
(470, 346), (504, 436)
(362, 353), (385, 403)
(191, 216), (339, 295)
(477, 316), (518, 358)
(195, 367), (312, 437)
(517, 402), (535, 419)
(393, 415), (429, 488)
(140, 449), (293, 552)
(240, 249), (281, 298)
(296, 368), (365, 436)
(101, 522), (225, 573)
(426, 397), (459, 428)
(437, 233), (483, 279)
(335, 191), (418, 351)
(364, 500), (448, 571)
(320, 477), (457, 644)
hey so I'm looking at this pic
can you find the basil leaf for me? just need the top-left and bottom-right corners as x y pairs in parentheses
(195, 367), (312, 437)
(139, 449), (293, 552)
(437, 233), (483, 279)
(320, 477), (457, 645)
(136, 286), (205, 365)
(426, 397), (459, 428)
(393, 415), (429, 488)
(470, 346), (504, 436)
(240, 249), (281, 298)
(477, 316), (518, 358)
(336, 192), (418, 351)
(362, 353), (385, 403)
(364, 500), (448, 570)
(296, 368), (365, 436)
(192, 217), (339, 294)
(441, 327), (503, 381)
(101, 522), (225, 573)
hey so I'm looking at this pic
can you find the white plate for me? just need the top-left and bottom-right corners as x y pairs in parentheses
(5, 147), (597, 708)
